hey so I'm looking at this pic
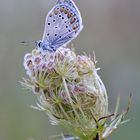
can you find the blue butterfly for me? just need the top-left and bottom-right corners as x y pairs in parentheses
(36, 0), (83, 52)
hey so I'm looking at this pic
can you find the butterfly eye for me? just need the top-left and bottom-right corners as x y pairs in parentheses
(38, 42), (41, 47)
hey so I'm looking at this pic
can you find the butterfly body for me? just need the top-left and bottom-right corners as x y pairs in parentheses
(36, 0), (83, 52)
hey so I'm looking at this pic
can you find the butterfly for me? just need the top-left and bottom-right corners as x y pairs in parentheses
(36, 0), (83, 52)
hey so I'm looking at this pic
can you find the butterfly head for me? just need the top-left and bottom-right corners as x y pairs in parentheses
(36, 40), (57, 52)
(36, 40), (43, 48)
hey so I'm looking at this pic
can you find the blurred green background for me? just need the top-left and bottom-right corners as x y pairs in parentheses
(0, 0), (139, 139)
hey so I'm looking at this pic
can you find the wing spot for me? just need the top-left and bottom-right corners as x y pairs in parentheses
(66, 26), (68, 28)
(47, 33), (50, 36)
(62, 17), (64, 19)
(60, 8), (64, 12)
(54, 10), (59, 15)
(64, 10), (68, 14)
(70, 17), (76, 24)
(67, 13), (72, 18)
(53, 20), (56, 22)
(73, 26), (77, 30)
(59, 15), (61, 17)
(55, 34), (57, 36)
(48, 23), (51, 25)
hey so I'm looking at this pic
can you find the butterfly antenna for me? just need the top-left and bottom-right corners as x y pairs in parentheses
(20, 40), (36, 46)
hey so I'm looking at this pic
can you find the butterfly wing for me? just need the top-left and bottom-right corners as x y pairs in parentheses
(42, 0), (83, 50)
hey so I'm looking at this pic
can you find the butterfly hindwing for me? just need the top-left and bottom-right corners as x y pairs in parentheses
(41, 0), (83, 50)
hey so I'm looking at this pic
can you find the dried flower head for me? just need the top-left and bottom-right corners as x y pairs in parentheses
(21, 47), (130, 140)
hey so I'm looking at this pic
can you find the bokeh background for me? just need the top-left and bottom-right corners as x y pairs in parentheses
(0, 0), (139, 139)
